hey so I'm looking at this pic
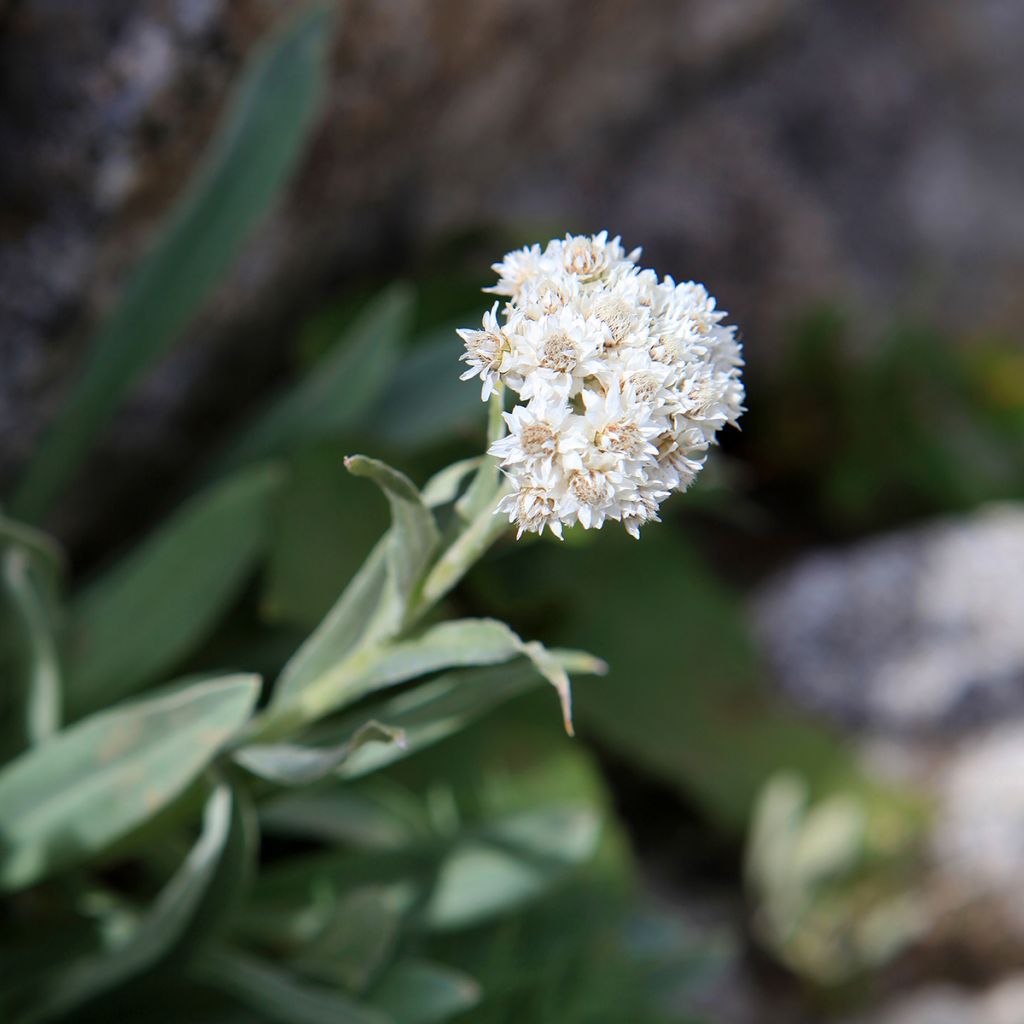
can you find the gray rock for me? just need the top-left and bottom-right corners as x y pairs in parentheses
(752, 505), (1024, 733)
(845, 976), (1024, 1024)
(932, 722), (1024, 934)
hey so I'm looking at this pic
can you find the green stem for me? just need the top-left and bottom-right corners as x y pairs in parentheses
(487, 383), (507, 445)
(416, 480), (512, 612)
(245, 396), (514, 746)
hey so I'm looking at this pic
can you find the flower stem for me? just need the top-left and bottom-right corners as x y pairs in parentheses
(416, 480), (512, 613)
(487, 383), (507, 445)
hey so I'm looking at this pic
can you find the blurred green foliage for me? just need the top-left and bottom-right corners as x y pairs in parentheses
(749, 309), (1024, 535)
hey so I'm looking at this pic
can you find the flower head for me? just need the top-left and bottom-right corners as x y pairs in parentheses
(458, 232), (745, 537)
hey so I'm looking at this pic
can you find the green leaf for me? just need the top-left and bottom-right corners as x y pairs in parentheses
(0, 545), (62, 754)
(270, 618), (527, 726)
(0, 517), (64, 579)
(195, 947), (388, 1024)
(10, 782), (236, 1023)
(172, 770), (261, 954)
(66, 465), (282, 718)
(270, 540), (389, 720)
(0, 674), (259, 891)
(260, 788), (424, 850)
(356, 619), (596, 734)
(264, 616), (594, 743)
(357, 619), (523, 684)
(367, 959), (480, 1024)
(415, 482), (512, 616)
(10, 3), (336, 522)
(236, 721), (405, 786)
(263, 459), (439, 731)
(269, 649), (606, 781)
(421, 458), (483, 509)
(292, 886), (406, 993)
(425, 805), (602, 931)
(342, 456), (440, 631)
(332, 659), (541, 774)
(213, 286), (414, 475)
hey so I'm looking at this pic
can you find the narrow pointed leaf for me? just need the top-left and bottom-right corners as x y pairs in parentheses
(340, 620), (600, 736)
(292, 886), (406, 993)
(269, 458), (439, 719)
(368, 959), (480, 1024)
(268, 618), (528, 732)
(355, 619), (523, 688)
(425, 805), (602, 931)
(10, 3), (336, 522)
(269, 540), (388, 713)
(172, 771), (261, 954)
(0, 517), (63, 579)
(236, 721), (404, 785)
(11, 783), (236, 1022)
(260, 789), (422, 849)
(0, 546), (62, 753)
(421, 458), (482, 509)
(343, 455), (440, 629)
(195, 947), (389, 1024)
(521, 640), (577, 737)
(66, 465), (282, 718)
(0, 674), (259, 891)
(282, 648), (607, 780)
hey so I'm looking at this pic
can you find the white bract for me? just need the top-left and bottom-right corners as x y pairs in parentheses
(459, 232), (745, 539)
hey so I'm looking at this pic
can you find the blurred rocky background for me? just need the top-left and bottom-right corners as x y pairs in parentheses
(3, 0), (1024, 549)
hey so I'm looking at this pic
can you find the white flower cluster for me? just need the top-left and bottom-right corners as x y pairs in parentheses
(458, 232), (745, 539)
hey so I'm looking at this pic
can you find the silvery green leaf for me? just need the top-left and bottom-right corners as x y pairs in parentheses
(356, 618), (523, 690)
(425, 805), (602, 931)
(358, 618), (602, 736)
(172, 771), (260, 953)
(415, 485), (511, 614)
(520, 639), (579, 736)
(268, 618), (588, 738)
(1, 545), (62, 751)
(272, 539), (389, 713)
(367, 959), (480, 1024)
(452, 390), (505, 523)
(267, 459), (440, 728)
(0, 517), (63, 580)
(9, 3), (336, 522)
(342, 455), (440, 632)
(236, 721), (405, 786)
(195, 947), (388, 1024)
(292, 885), (405, 993)
(66, 465), (282, 719)
(332, 648), (604, 778)
(12, 783), (236, 1023)
(0, 674), (259, 892)
(260, 789), (424, 849)
(420, 458), (482, 509)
